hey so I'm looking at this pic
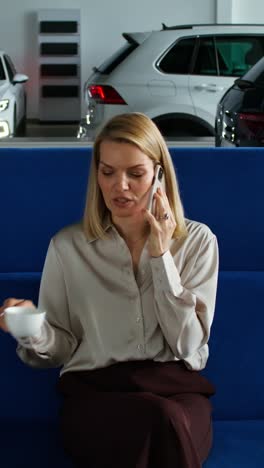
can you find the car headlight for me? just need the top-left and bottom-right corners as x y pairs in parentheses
(0, 121), (10, 138)
(0, 99), (9, 112)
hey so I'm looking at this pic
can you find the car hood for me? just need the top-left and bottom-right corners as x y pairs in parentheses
(0, 81), (9, 99)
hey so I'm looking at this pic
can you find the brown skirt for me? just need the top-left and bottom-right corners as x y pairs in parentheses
(57, 360), (215, 468)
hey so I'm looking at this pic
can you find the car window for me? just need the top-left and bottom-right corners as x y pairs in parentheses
(192, 37), (217, 75)
(3, 55), (16, 81)
(97, 43), (138, 75)
(214, 36), (264, 77)
(0, 58), (5, 80)
(158, 38), (196, 74)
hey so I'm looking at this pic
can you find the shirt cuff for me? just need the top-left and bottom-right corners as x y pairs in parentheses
(15, 320), (55, 354)
(150, 250), (184, 297)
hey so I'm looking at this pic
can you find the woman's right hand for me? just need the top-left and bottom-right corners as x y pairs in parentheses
(0, 298), (36, 333)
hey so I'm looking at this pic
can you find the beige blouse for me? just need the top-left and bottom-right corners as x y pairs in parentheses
(17, 219), (219, 374)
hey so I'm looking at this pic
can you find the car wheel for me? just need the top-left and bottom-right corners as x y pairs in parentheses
(153, 116), (214, 139)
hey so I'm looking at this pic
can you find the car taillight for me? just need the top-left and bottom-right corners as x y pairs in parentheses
(88, 85), (126, 105)
(238, 113), (264, 140)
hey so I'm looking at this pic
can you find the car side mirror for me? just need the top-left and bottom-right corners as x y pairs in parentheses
(12, 73), (29, 85)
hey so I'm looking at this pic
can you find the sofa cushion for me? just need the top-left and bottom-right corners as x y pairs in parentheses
(0, 421), (74, 468)
(203, 271), (264, 420)
(204, 420), (264, 468)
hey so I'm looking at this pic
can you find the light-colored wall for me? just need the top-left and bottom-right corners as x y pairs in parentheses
(232, 0), (264, 22)
(0, 0), (215, 119)
(216, 0), (233, 23)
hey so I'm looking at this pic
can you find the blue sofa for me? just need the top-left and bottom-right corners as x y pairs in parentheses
(0, 146), (263, 467)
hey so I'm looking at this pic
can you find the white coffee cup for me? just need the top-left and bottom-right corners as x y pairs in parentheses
(4, 306), (46, 338)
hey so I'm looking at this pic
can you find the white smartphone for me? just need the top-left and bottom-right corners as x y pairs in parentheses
(147, 164), (165, 213)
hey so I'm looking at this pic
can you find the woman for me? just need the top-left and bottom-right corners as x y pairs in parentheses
(0, 113), (218, 468)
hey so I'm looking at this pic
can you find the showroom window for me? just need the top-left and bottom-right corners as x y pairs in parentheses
(158, 38), (196, 74)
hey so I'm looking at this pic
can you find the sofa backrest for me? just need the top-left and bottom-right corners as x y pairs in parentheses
(169, 148), (264, 421)
(0, 147), (263, 421)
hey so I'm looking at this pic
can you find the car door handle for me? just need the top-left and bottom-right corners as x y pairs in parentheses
(194, 84), (224, 92)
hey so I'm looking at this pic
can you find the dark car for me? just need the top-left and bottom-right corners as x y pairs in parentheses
(215, 56), (264, 147)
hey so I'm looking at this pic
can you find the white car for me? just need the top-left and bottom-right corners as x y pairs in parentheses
(78, 23), (264, 139)
(0, 50), (28, 138)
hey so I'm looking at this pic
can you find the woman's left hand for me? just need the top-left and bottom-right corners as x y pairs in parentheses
(143, 187), (176, 257)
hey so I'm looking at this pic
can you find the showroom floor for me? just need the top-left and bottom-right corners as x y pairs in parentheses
(26, 120), (79, 138)
(0, 121), (214, 147)
(23, 121), (214, 146)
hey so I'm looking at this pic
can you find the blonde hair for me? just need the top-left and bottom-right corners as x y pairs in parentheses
(83, 113), (188, 240)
